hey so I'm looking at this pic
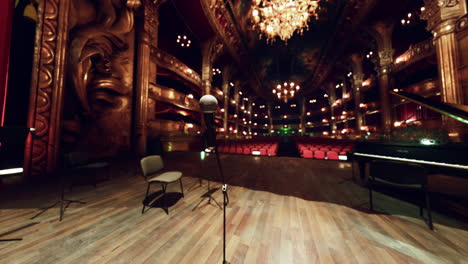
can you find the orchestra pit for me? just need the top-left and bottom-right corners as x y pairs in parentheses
(0, 0), (467, 263)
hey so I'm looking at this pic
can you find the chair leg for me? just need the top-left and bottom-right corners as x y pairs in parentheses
(59, 183), (65, 221)
(420, 192), (424, 217)
(142, 183), (150, 215)
(179, 178), (184, 198)
(368, 181), (373, 211)
(425, 188), (433, 230)
(162, 183), (168, 215)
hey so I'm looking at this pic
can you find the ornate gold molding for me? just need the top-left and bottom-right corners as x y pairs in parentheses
(26, 0), (71, 177)
(200, 0), (244, 63)
(149, 83), (200, 112)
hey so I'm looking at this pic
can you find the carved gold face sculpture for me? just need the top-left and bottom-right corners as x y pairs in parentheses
(65, 0), (136, 157)
(88, 41), (132, 115)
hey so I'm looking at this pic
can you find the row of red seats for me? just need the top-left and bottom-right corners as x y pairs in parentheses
(293, 137), (354, 160)
(302, 150), (340, 160)
(297, 144), (352, 151)
(218, 141), (279, 156)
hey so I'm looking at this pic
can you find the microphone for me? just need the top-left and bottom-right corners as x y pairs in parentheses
(199, 95), (218, 148)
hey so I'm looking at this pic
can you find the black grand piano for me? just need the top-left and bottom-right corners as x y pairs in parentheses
(352, 91), (468, 180)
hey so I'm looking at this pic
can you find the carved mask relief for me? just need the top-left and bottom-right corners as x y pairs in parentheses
(63, 0), (136, 158)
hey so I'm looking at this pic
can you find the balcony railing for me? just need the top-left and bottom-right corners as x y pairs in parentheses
(394, 39), (435, 72)
(149, 120), (201, 136)
(150, 47), (202, 88)
(149, 84), (200, 112)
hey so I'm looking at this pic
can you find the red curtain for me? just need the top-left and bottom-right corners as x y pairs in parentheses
(0, 0), (14, 126)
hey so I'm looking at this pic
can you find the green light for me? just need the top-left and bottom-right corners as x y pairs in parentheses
(420, 138), (436, 145)
(200, 151), (206, 160)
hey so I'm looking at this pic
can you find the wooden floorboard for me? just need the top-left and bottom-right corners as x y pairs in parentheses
(1, 152), (467, 264)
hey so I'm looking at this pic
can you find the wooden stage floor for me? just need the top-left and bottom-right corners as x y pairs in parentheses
(1, 152), (467, 264)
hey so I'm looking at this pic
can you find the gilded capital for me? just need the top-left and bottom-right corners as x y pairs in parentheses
(353, 73), (364, 88)
(432, 18), (457, 39)
(421, 0), (465, 31)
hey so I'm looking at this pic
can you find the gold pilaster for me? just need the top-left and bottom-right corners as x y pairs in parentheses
(422, 0), (467, 141)
(434, 20), (463, 104)
(351, 54), (365, 135)
(135, 0), (156, 156)
(377, 48), (394, 134)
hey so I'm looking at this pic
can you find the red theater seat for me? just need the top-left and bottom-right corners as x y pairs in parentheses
(314, 151), (325, 159)
(326, 151), (339, 160)
(303, 150), (313, 159)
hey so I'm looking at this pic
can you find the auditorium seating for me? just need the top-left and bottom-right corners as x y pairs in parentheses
(217, 138), (280, 157)
(293, 137), (354, 161)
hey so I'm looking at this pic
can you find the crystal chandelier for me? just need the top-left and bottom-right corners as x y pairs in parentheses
(273, 82), (300, 102)
(251, 0), (320, 43)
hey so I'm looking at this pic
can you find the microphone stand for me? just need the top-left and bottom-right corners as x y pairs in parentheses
(198, 95), (229, 263)
(29, 132), (86, 221)
(202, 128), (229, 263)
(213, 142), (230, 264)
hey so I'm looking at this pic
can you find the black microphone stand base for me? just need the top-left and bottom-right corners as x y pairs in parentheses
(192, 180), (222, 211)
(30, 195), (85, 222)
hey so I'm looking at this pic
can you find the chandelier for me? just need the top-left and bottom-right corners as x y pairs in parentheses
(273, 82), (300, 102)
(251, 0), (320, 43)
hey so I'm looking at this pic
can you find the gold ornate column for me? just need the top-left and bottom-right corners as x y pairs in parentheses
(300, 97), (306, 136)
(134, 0), (155, 156)
(377, 48), (394, 134)
(328, 82), (338, 134)
(341, 77), (350, 130)
(234, 82), (240, 137)
(422, 0), (467, 141)
(371, 22), (395, 135)
(201, 38), (223, 95)
(248, 99), (253, 136)
(25, 0), (71, 178)
(422, 0), (466, 105)
(351, 54), (365, 135)
(267, 103), (273, 134)
(221, 67), (231, 138)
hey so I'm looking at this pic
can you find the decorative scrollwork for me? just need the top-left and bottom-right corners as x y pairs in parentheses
(27, 0), (67, 177)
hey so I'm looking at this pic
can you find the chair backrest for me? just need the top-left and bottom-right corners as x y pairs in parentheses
(303, 150), (313, 159)
(141, 155), (164, 178)
(65, 152), (89, 168)
(326, 151), (339, 160)
(370, 160), (427, 185)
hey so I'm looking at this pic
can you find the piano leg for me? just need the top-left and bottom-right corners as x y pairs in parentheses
(425, 187), (434, 230)
(358, 161), (366, 184)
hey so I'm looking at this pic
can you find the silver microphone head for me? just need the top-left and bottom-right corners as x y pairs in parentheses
(199, 95), (218, 113)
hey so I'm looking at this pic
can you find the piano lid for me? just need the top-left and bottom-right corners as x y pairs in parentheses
(390, 91), (468, 125)
(353, 141), (468, 170)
